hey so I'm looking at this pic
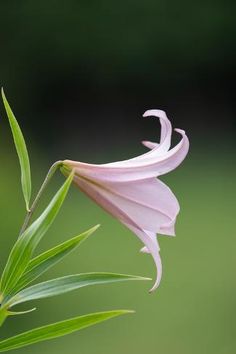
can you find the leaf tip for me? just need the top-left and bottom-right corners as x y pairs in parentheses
(125, 274), (152, 281)
(89, 224), (100, 234)
(122, 309), (135, 314)
(1, 87), (6, 102)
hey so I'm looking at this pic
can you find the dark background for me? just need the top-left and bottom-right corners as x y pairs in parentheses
(0, 0), (235, 158)
(0, 2), (235, 354)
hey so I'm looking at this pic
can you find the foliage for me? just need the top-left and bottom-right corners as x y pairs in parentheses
(0, 92), (148, 351)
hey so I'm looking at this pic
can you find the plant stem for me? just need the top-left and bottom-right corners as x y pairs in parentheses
(0, 307), (8, 327)
(19, 161), (63, 235)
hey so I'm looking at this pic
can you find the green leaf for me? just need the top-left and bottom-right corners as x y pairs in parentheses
(13, 225), (99, 293)
(0, 310), (132, 352)
(0, 173), (73, 297)
(1, 88), (31, 211)
(7, 273), (150, 307)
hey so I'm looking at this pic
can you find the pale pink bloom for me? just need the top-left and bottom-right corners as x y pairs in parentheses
(61, 110), (189, 292)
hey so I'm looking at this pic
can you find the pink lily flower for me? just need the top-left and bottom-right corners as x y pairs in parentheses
(61, 110), (189, 292)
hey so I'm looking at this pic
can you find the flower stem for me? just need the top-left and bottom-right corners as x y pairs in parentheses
(19, 160), (63, 235)
(0, 306), (8, 327)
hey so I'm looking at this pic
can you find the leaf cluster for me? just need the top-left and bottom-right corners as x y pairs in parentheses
(0, 91), (149, 351)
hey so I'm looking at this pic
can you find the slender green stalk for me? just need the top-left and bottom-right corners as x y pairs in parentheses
(0, 307), (8, 327)
(19, 161), (62, 235)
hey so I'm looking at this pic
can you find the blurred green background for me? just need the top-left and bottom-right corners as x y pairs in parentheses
(0, 1), (235, 354)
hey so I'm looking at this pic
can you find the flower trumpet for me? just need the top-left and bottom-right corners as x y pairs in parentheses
(61, 110), (189, 292)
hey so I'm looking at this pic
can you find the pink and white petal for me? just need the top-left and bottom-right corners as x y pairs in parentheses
(159, 218), (176, 235)
(71, 175), (179, 235)
(63, 110), (173, 177)
(143, 109), (172, 153)
(72, 176), (163, 291)
(140, 246), (149, 254)
(103, 128), (188, 172)
(63, 128), (189, 182)
(106, 109), (172, 163)
(142, 140), (159, 149)
(102, 177), (179, 235)
(125, 224), (162, 292)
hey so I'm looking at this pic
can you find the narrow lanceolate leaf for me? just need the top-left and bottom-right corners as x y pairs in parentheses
(0, 310), (132, 352)
(13, 225), (100, 293)
(1, 89), (31, 211)
(7, 273), (150, 307)
(0, 173), (73, 297)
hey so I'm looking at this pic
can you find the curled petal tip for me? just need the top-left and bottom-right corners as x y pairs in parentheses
(143, 109), (167, 119)
(149, 279), (161, 293)
(141, 140), (159, 149)
(140, 246), (149, 254)
(149, 250), (162, 292)
(174, 128), (186, 135)
(141, 140), (148, 146)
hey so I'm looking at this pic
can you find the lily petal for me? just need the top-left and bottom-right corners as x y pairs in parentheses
(143, 109), (172, 153)
(73, 176), (179, 235)
(142, 140), (159, 149)
(70, 174), (177, 291)
(64, 128), (189, 182)
(126, 224), (162, 292)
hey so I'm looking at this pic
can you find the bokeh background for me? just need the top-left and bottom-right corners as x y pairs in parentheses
(0, 1), (235, 353)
